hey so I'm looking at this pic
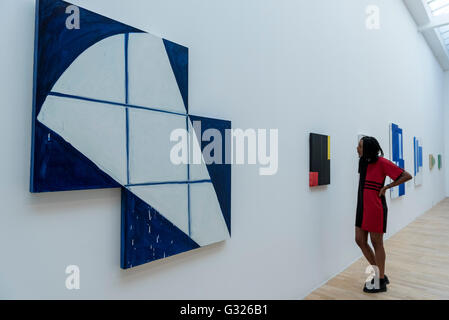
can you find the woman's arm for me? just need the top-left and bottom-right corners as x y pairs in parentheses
(379, 171), (413, 197)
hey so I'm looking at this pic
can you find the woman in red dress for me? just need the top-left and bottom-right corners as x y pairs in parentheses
(355, 136), (412, 293)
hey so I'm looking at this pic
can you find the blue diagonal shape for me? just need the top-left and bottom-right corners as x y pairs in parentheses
(163, 39), (189, 113)
(121, 188), (200, 269)
(33, 123), (120, 192)
(31, 0), (143, 192)
(189, 115), (232, 235)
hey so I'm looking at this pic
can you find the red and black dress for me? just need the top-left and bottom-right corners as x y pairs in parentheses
(356, 157), (404, 233)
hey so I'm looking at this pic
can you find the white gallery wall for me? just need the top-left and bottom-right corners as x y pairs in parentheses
(0, 0), (446, 299)
(444, 72), (449, 196)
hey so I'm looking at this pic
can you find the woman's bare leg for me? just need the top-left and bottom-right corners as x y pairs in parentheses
(369, 232), (385, 279)
(355, 227), (376, 266)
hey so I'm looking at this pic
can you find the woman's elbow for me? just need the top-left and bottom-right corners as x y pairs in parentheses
(404, 171), (413, 181)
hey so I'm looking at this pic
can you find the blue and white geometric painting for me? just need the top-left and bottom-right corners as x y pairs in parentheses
(413, 137), (423, 186)
(31, 0), (231, 269)
(389, 123), (405, 199)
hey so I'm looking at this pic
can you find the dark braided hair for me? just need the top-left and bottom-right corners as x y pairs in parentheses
(360, 136), (384, 163)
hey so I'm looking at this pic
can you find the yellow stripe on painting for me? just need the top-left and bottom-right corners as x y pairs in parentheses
(328, 136), (330, 160)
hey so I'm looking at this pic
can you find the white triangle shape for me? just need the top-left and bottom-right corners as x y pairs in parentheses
(51, 34), (126, 103)
(128, 33), (186, 113)
(189, 182), (230, 246)
(129, 184), (189, 236)
(37, 95), (128, 185)
(188, 119), (212, 181)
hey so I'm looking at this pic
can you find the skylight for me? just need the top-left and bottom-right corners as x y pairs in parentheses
(404, 0), (449, 70)
(427, 0), (449, 16)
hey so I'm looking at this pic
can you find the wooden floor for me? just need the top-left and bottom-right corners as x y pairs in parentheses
(305, 198), (449, 300)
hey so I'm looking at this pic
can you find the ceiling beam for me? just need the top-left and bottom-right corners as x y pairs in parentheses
(403, 0), (431, 26)
(418, 15), (449, 31)
(403, 0), (449, 71)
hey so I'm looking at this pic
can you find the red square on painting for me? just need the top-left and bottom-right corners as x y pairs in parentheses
(309, 172), (318, 187)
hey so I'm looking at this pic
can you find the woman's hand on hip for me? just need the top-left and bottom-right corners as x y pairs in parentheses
(379, 186), (388, 197)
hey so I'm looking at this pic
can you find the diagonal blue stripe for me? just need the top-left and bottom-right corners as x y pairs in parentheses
(48, 92), (188, 117)
(125, 180), (212, 188)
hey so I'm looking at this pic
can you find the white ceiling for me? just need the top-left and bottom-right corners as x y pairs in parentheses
(404, 0), (449, 70)
(427, 0), (449, 16)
